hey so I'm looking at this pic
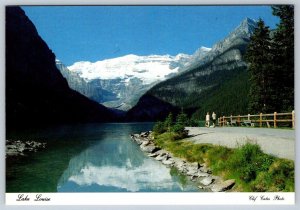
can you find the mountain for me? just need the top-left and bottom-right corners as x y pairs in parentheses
(58, 52), (209, 111)
(6, 6), (116, 129)
(126, 18), (256, 121)
(56, 60), (117, 104)
(178, 46), (212, 72)
(181, 18), (256, 72)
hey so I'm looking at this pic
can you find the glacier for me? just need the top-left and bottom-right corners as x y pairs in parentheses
(57, 48), (210, 110)
(67, 53), (193, 85)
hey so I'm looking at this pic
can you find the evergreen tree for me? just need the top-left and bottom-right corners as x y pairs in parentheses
(245, 19), (274, 113)
(176, 111), (189, 127)
(153, 121), (166, 134)
(164, 112), (173, 133)
(173, 111), (188, 134)
(271, 5), (294, 112)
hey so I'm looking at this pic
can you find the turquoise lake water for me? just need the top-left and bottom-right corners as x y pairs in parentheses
(6, 123), (203, 192)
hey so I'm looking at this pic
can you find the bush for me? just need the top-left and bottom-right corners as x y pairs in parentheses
(172, 123), (185, 133)
(225, 143), (264, 182)
(170, 130), (188, 140)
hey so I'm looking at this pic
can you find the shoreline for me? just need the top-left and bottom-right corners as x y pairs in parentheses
(130, 131), (236, 192)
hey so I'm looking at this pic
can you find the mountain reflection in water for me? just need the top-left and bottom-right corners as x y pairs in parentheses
(57, 123), (200, 192)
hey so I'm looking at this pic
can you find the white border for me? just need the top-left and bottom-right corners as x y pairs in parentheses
(1, 0), (299, 209)
(5, 193), (295, 205)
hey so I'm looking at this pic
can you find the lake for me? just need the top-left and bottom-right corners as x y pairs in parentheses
(6, 123), (204, 192)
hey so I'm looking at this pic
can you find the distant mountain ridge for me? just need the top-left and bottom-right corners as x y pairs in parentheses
(126, 18), (256, 121)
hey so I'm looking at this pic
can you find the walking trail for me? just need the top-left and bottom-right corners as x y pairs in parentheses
(185, 127), (295, 160)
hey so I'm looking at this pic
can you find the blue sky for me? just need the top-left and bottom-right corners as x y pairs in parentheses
(22, 6), (279, 66)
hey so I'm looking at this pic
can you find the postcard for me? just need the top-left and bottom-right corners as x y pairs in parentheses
(4, 3), (295, 205)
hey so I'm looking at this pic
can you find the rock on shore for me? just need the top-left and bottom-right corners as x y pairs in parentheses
(6, 139), (46, 157)
(131, 131), (235, 192)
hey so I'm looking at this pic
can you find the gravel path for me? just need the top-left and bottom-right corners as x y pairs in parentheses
(185, 127), (295, 160)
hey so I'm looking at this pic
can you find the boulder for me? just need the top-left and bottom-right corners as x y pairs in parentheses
(141, 141), (150, 147)
(190, 162), (200, 169)
(154, 149), (168, 156)
(140, 131), (150, 138)
(200, 176), (215, 186)
(133, 137), (141, 144)
(211, 179), (235, 192)
(148, 153), (158, 157)
(190, 175), (198, 181)
(173, 160), (187, 173)
(155, 154), (166, 161)
(186, 168), (199, 176)
(186, 163), (199, 176)
(173, 158), (185, 166)
(162, 158), (174, 165)
(6, 145), (17, 149)
(197, 172), (210, 177)
(140, 144), (157, 153)
(198, 185), (204, 189)
(199, 165), (211, 174)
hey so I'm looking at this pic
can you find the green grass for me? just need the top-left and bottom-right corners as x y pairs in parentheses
(153, 132), (294, 192)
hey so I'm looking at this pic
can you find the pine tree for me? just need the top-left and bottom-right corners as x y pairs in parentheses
(153, 121), (166, 134)
(245, 19), (274, 113)
(164, 112), (173, 133)
(173, 111), (188, 134)
(176, 111), (189, 127)
(271, 5), (294, 112)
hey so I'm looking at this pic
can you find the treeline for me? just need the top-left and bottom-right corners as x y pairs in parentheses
(245, 5), (294, 113)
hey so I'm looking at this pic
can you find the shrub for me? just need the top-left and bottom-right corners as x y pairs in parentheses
(170, 130), (188, 140)
(227, 143), (267, 182)
(172, 123), (185, 133)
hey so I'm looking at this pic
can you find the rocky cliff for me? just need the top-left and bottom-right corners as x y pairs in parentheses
(126, 18), (256, 121)
(6, 6), (115, 129)
(56, 60), (116, 104)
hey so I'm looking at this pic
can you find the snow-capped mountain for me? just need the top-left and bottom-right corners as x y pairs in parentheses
(56, 50), (209, 111)
(68, 54), (192, 85)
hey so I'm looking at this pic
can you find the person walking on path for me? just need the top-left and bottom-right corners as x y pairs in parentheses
(205, 112), (210, 128)
(212, 112), (217, 128)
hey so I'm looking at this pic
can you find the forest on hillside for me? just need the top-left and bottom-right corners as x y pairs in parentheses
(191, 5), (294, 120)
